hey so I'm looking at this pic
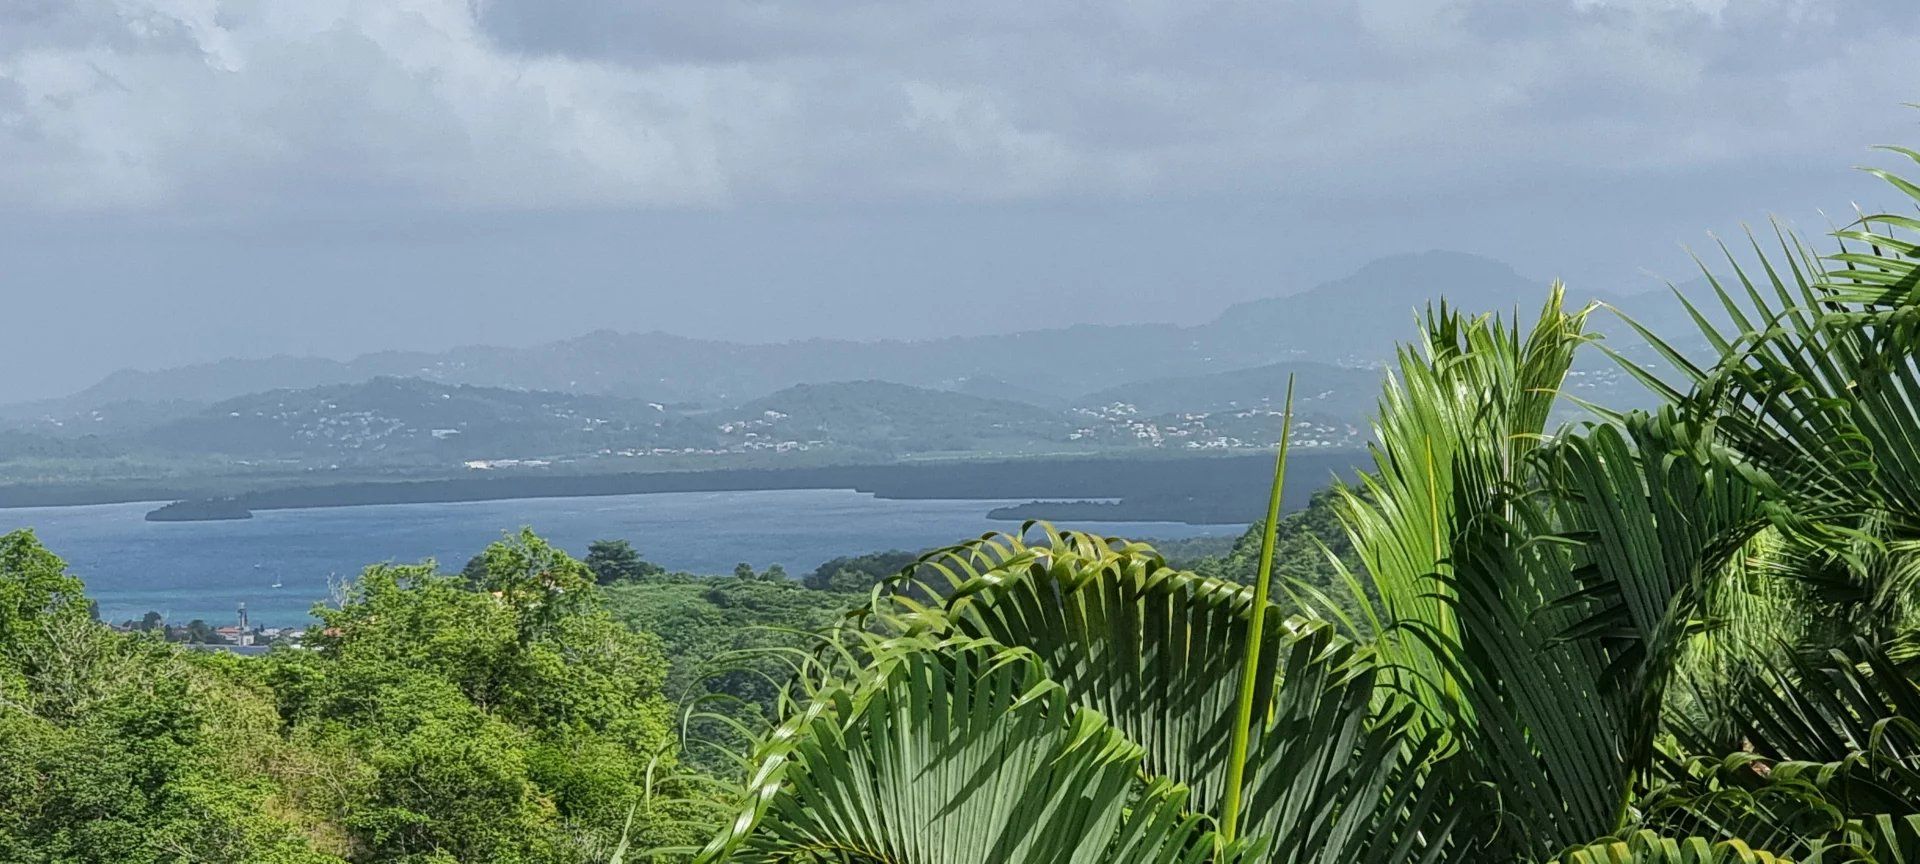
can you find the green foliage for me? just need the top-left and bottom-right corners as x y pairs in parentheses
(802, 548), (920, 592)
(697, 529), (1444, 863)
(585, 539), (664, 585)
(601, 573), (859, 771)
(0, 530), (342, 864)
(0, 529), (89, 659)
(0, 526), (713, 863)
(272, 528), (687, 862)
(1199, 483), (1367, 625)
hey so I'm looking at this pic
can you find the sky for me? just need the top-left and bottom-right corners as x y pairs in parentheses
(1, 0), (1916, 403)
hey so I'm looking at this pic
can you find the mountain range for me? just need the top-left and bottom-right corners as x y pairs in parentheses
(0, 250), (1715, 474)
(8, 251), (1705, 422)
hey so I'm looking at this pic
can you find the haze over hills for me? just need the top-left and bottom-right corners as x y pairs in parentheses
(735, 381), (1076, 455)
(90, 376), (1366, 471)
(0, 249), (1724, 499)
(12, 251), (1702, 423)
(1077, 362), (1381, 417)
(0, 249), (1729, 518)
(139, 378), (706, 461)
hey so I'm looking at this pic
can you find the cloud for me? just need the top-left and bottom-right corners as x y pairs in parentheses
(1, 0), (1914, 215)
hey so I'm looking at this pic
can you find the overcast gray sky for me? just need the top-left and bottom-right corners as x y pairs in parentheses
(1, 0), (1915, 402)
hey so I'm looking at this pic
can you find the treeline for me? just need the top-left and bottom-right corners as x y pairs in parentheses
(0, 449), (1368, 522)
(0, 529), (708, 863)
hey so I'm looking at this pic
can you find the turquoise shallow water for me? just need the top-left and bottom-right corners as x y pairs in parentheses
(0, 489), (1237, 626)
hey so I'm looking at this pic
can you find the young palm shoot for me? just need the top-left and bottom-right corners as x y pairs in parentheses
(1220, 375), (1296, 845)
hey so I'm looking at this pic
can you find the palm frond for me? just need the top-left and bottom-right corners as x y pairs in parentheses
(1557, 831), (1794, 863)
(884, 528), (1452, 862)
(695, 636), (1225, 863)
(1333, 284), (1592, 738)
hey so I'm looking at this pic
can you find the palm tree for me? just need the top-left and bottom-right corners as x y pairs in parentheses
(682, 143), (1920, 863)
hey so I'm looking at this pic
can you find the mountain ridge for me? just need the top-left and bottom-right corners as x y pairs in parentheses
(14, 251), (1702, 422)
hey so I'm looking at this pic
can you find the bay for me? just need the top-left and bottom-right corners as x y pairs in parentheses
(0, 489), (1238, 626)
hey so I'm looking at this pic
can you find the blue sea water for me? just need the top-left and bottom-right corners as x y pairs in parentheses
(0, 489), (1237, 627)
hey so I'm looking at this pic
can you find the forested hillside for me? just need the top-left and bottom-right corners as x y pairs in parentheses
(4, 251), (1699, 430)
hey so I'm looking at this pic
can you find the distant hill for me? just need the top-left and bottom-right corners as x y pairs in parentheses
(1076, 362), (1382, 417)
(124, 374), (1375, 467)
(76, 356), (371, 406)
(141, 378), (707, 461)
(731, 381), (1078, 455)
(131, 377), (1104, 464)
(38, 251), (1593, 413)
(0, 430), (123, 462)
(0, 397), (209, 438)
(944, 375), (1067, 409)
(9, 250), (1737, 468)
(59, 326), (1200, 410)
(1196, 251), (1543, 366)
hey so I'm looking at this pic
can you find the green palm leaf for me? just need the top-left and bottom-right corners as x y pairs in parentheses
(695, 636), (1234, 863)
(897, 530), (1451, 862)
(1558, 831), (1794, 863)
(917, 529), (1284, 819)
(1331, 284), (1591, 737)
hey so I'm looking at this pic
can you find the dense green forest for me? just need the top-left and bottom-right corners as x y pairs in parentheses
(10, 145), (1920, 862)
(0, 526), (906, 862)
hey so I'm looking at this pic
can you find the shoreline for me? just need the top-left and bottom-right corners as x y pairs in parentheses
(0, 451), (1367, 525)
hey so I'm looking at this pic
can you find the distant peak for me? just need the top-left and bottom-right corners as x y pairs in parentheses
(1335, 250), (1528, 286)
